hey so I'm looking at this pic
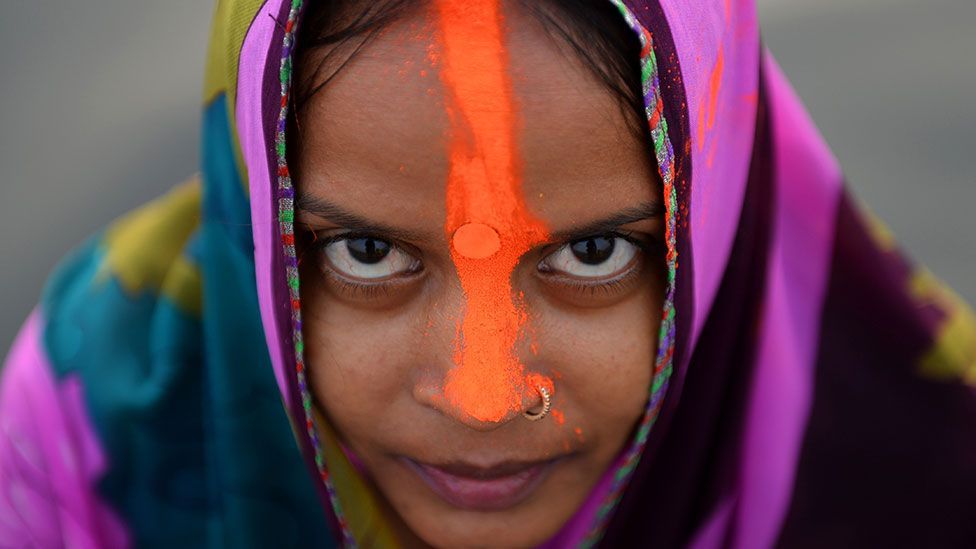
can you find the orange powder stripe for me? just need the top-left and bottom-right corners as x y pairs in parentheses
(434, 0), (551, 422)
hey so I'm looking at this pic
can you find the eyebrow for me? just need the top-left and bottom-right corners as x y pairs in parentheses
(295, 192), (432, 242)
(296, 192), (664, 243)
(550, 200), (665, 242)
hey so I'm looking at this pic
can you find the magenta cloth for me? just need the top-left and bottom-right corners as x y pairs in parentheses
(0, 312), (129, 547)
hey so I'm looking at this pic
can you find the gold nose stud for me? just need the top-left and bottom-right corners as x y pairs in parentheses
(523, 385), (551, 421)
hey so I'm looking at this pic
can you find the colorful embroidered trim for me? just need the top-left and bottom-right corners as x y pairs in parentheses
(274, 0), (357, 546)
(582, 1), (679, 546)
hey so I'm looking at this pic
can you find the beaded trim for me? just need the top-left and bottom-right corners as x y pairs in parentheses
(274, 0), (356, 546)
(581, 2), (679, 546)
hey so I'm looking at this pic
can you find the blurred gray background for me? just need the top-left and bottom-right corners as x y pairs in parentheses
(1, 0), (973, 353)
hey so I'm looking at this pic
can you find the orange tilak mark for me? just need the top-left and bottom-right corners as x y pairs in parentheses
(434, 0), (551, 423)
(453, 222), (501, 259)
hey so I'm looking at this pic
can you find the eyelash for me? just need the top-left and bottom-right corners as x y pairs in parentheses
(305, 230), (656, 299)
(304, 230), (421, 296)
(323, 271), (398, 300)
(539, 232), (653, 294)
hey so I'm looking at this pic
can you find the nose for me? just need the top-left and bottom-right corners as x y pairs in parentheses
(413, 375), (544, 432)
(410, 262), (552, 431)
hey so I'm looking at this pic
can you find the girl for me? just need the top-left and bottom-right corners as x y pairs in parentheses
(3, 0), (975, 547)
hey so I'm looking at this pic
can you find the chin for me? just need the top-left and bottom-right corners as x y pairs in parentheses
(406, 508), (557, 549)
(379, 457), (581, 549)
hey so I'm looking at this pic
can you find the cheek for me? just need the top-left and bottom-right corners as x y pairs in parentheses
(526, 285), (661, 436)
(300, 278), (430, 438)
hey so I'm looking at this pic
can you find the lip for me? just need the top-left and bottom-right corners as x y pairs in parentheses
(403, 457), (559, 511)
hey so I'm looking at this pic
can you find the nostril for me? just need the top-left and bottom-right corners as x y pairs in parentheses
(414, 372), (555, 430)
(413, 376), (529, 431)
(453, 406), (520, 432)
(412, 375), (445, 409)
(441, 396), (524, 432)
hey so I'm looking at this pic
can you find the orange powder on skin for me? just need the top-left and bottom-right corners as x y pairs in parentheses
(453, 222), (501, 259)
(433, 0), (551, 423)
(550, 409), (566, 426)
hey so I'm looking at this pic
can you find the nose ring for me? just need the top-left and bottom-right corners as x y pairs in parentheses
(523, 385), (552, 421)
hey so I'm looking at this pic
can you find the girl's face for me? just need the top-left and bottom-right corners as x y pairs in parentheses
(294, 5), (664, 547)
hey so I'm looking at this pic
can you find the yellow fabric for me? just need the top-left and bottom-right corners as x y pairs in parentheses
(204, 0), (266, 106)
(97, 177), (203, 315)
(161, 256), (204, 316)
(911, 268), (976, 385)
(204, 0), (264, 189)
(862, 205), (897, 252)
(315, 409), (401, 548)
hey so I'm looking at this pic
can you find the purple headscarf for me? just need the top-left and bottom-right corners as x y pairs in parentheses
(235, 0), (976, 544)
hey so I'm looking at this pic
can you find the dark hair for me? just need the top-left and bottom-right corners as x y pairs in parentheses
(290, 0), (648, 137)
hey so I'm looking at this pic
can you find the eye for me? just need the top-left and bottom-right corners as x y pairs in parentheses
(540, 235), (640, 279)
(323, 235), (421, 280)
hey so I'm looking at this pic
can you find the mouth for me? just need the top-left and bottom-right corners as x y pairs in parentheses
(403, 456), (561, 511)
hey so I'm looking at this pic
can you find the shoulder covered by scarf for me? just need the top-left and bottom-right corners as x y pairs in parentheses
(2, 0), (975, 547)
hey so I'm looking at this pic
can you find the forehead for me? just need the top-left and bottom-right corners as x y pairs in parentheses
(293, 3), (656, 236)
